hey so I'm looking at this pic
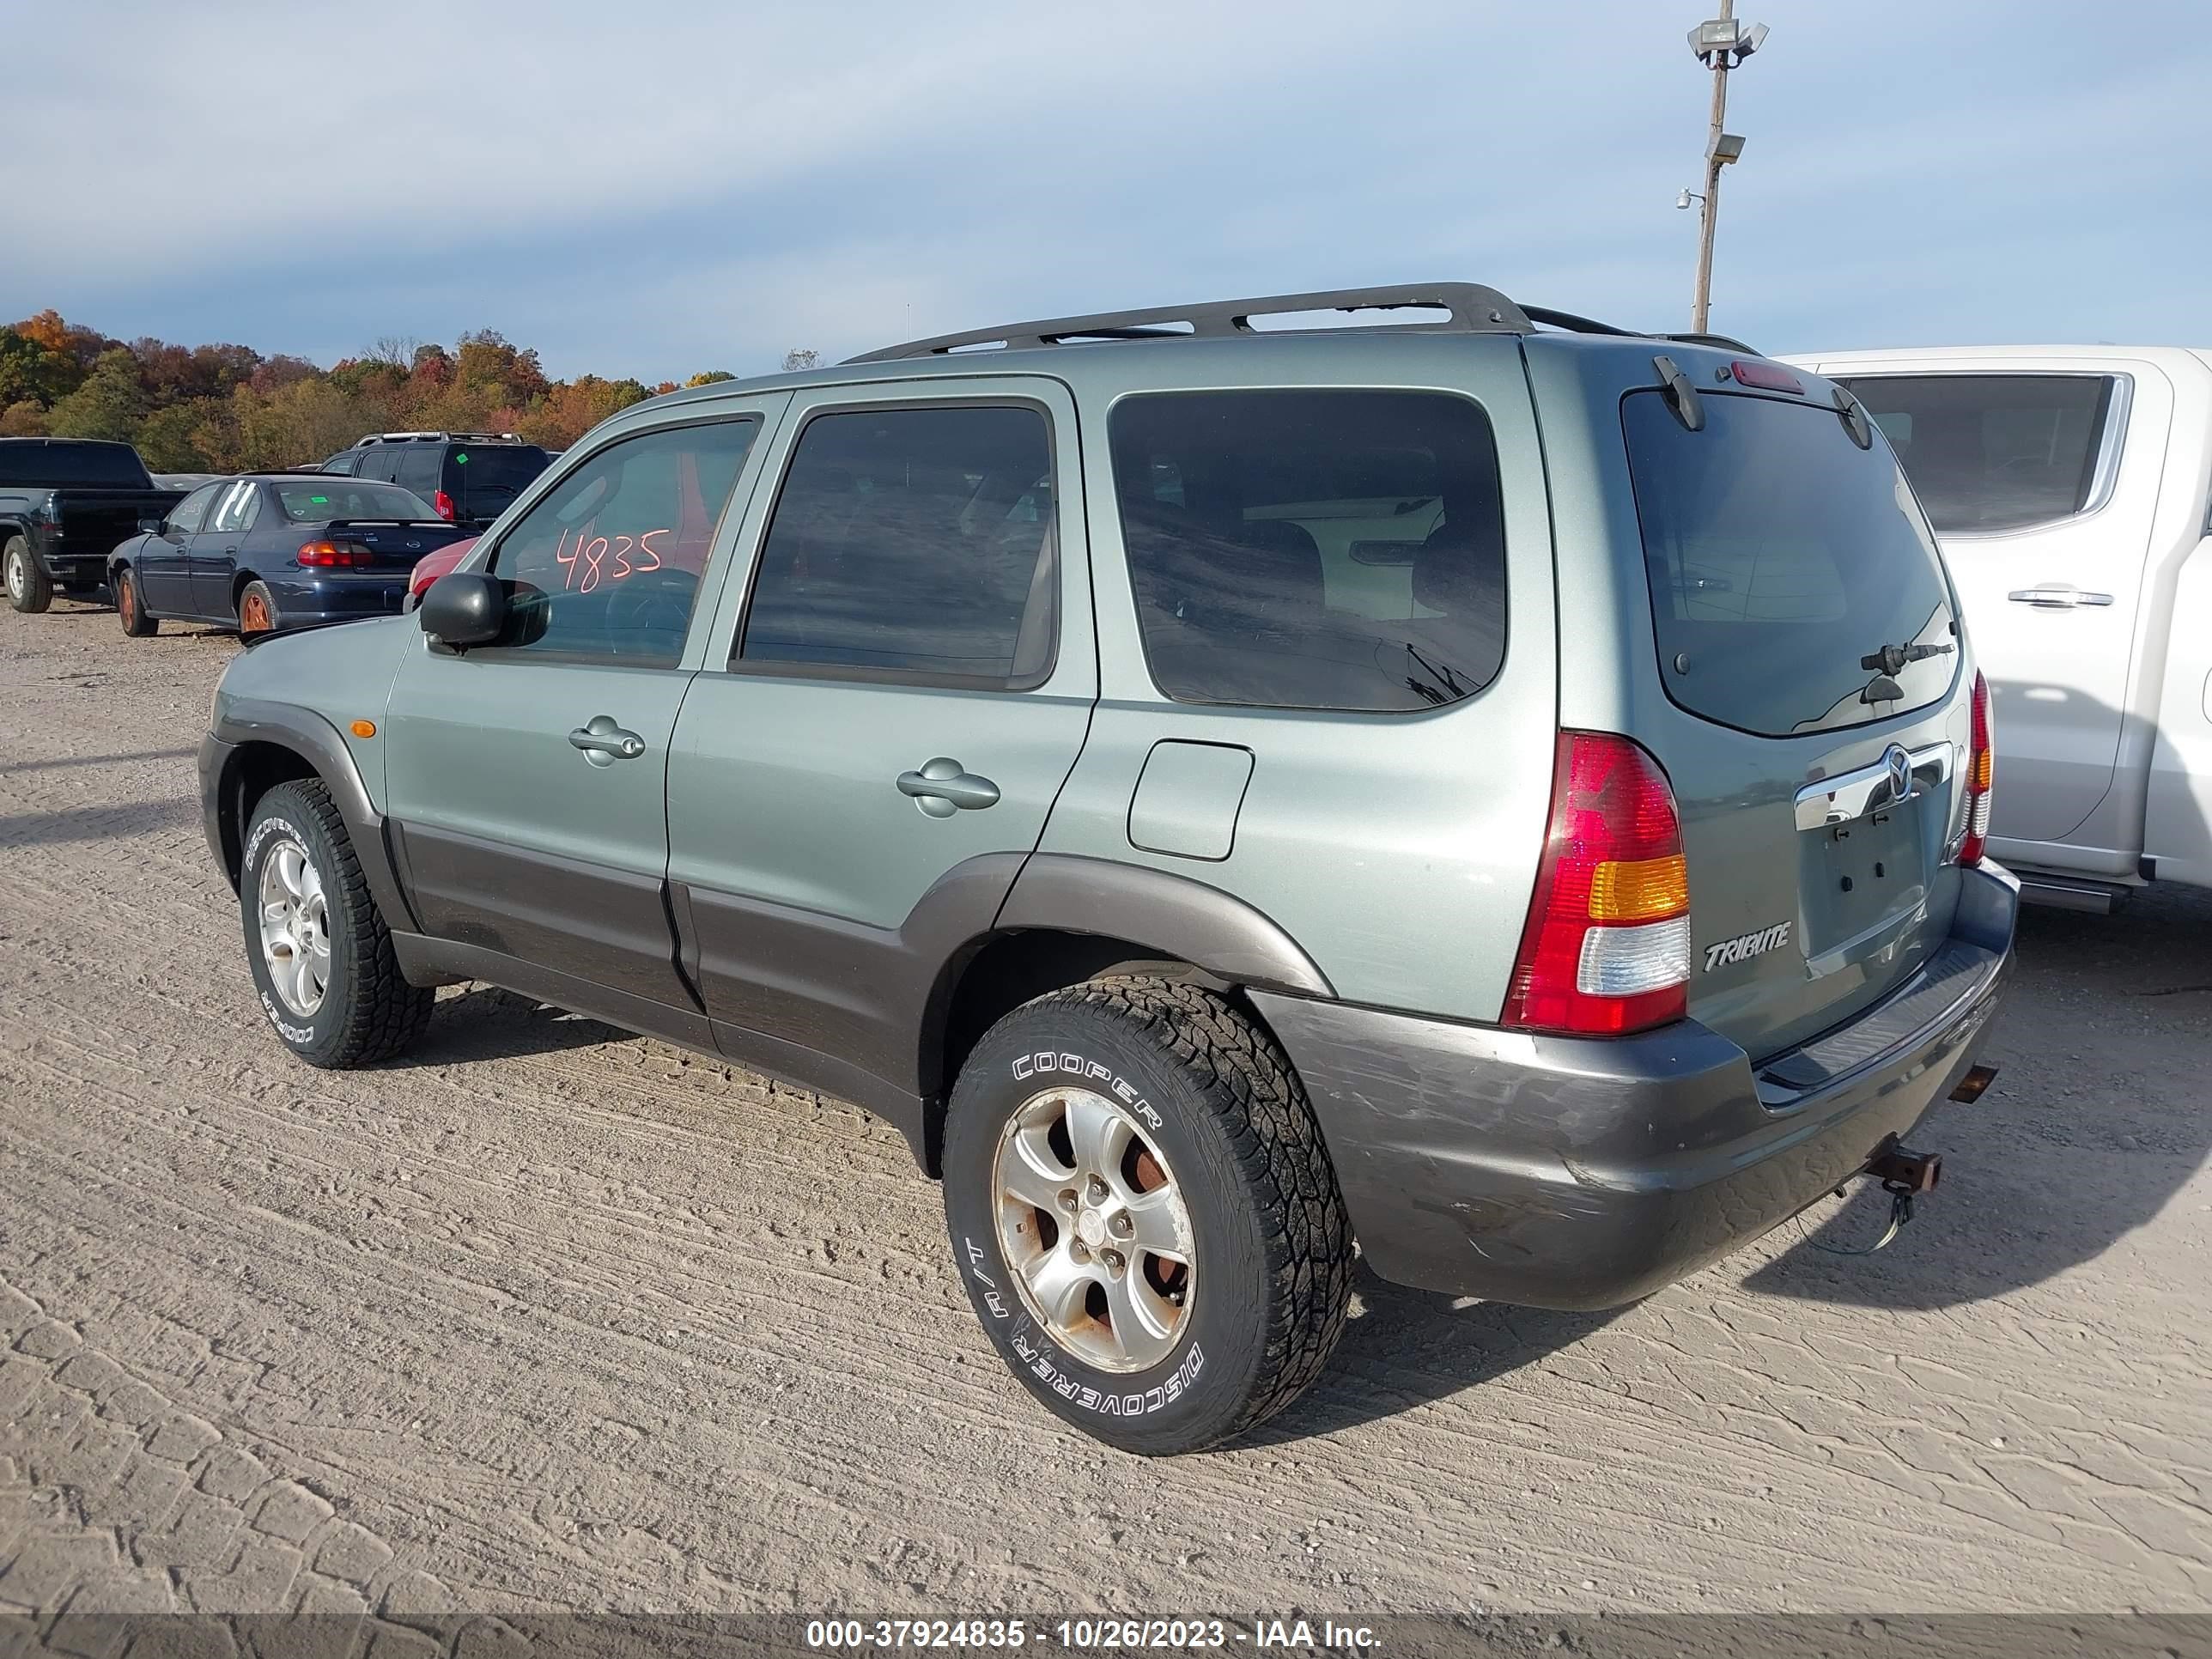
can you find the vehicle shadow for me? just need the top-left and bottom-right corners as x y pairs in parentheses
(1746, 879), (2212, 1310)
(0, 795), (197, 848)
(0, 747), (197, 774)
(1249, 1265), (1618, 1443)
(392, 984), (626, 1066)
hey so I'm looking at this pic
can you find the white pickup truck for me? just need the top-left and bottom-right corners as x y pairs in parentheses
(1783, 345), (2212, 910)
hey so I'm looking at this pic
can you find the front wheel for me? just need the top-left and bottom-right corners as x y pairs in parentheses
(942, 977), (1353, 1455)
(3, 535), (52, 614)
(240, 779), (433, 1067)
(115, 568), (157, 636)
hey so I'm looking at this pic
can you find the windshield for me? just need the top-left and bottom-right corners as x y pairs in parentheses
(1624, 389), (1959, 738)
(274, 481), (439, 523)
(451, 444), (550, 519)
(0, 441), (153, 488)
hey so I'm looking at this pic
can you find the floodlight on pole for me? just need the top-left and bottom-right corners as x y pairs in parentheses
(1685, 2), (1768, 334)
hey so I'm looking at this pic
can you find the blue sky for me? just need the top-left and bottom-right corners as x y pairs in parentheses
(5, 0), (2207, 381)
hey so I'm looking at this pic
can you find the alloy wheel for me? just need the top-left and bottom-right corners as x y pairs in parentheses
(257, 836), (331, 1017)
(993, 1086), (1194, 1372)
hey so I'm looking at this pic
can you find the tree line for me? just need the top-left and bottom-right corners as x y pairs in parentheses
(0, 310), (819, 470)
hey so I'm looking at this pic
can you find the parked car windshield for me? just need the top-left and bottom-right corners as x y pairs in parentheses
(451, 444), (550, 519)
(0, 441), (152, 488)
(274, 481), (439, 522)
(1835, 373), (2116, 535)
(1624, 388), (1958, 738)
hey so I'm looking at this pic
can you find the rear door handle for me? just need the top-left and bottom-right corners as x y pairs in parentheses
(2007, 586), (2113, 608)
(568, 714), (647, 766)
(897, 757), (1000, 817)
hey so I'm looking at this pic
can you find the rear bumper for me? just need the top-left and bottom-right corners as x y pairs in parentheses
(1251, 861), (2019, 1310)
(264, 571), (411, 625)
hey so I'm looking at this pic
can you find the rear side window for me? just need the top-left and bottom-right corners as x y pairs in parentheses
(1624, 389), (1958, 738)
(447, 444), (550, 522)
(356, 448), (402, 483)
(1109, 390), (1506, 712)
(0, 441), (152, 488)
(1838, 374), (2118, 535)
(737, 404), (1057, 688)
(206, 481), (261, 535)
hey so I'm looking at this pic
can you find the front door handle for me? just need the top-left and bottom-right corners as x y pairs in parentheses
(2007, 585), (2113, 608)
(896, 757), (1000, 817)
(568, 714), (647, 767)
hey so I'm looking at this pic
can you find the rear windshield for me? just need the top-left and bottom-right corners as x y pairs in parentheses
(448, 444), (550, 518)
(1835, 374), (2116, 536)
(1624, 389), (1958, 738)
(274, 481), (438, 523)
(1109, 389), (1507, 712)
(0, 441), (152, 488)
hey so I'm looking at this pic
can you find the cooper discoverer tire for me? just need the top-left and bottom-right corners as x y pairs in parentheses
(115, 568), (157, 636)
(240, 779), (433, 1068)
(942, 975), (1352, 1455)
(4, 535), (52, 614)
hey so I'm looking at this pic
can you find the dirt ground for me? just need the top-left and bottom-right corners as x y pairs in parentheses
(2, 600), (2207, 1632)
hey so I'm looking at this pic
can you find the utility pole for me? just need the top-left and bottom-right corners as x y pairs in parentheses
(1683, 6), (1767, 335)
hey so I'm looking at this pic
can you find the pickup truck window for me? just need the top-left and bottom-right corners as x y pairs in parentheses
(1838, 374), (2118, 536)
(0, 441), (153, 488)
(483, 417), (758, 665)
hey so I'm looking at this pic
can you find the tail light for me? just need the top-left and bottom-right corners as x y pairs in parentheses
(432, 489), (457, 522)
(297, 541), (370, 568)
(1504, 732), (1692, 1036)
(1960, 671), (1994, 866)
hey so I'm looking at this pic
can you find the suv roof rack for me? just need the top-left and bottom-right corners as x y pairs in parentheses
(846, 285), (1764, 364)
(846, 283), (1538, 363)
(354, 430), (525, 446)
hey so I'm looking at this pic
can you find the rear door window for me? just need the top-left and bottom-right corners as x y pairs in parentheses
(1624, 389), (1959, 738)
(736, 404), (1058, 688)
(394, 446), (442, 499)
(1836, 374), (2118, 535)
(206, 481), (261, 535)
(1109, 389), (1506, 712)
(356, 448), (401, 483)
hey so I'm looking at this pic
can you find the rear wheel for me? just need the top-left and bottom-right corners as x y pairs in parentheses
(3, 536), (52, 614)
(942, 976), (1353, 1454)
(240, 779), (433, 1067)
(115, 568), (157, 636)
(236, 580), (278, 636)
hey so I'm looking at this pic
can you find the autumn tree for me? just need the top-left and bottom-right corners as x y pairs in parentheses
(45, 348), (149, 443)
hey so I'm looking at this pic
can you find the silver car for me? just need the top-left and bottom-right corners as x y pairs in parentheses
(197, 284), (2015, 1452)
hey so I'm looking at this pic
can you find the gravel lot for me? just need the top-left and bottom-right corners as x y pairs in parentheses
(2, 600), (2208, 1633)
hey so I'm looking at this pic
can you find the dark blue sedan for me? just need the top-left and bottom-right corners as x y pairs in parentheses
(107, 472), (471, 637)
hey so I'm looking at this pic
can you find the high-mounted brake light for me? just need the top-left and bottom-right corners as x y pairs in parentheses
(1729, 359), (1802, 393)
(1504, 732), (1692, 1036)
(297, 540), (369, 568)
(1960, 671), (1994, 866)
(432, 489), (457, 522)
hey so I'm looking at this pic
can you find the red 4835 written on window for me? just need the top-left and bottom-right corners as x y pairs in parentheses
(552, 526), (672, 592)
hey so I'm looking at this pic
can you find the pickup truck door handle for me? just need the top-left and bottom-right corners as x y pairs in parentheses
(2007, 585), (2114, 608)
(897, 757), (1000, 817)
(568, 715), (647, 766)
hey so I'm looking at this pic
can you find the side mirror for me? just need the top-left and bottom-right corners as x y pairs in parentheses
(417, 571), (506, 650)
(138, 518), (164, 535)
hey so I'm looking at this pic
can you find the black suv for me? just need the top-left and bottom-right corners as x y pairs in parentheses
(320, 433), (551, 534)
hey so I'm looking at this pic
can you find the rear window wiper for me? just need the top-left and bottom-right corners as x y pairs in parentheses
(1857, 637), (1954, 703)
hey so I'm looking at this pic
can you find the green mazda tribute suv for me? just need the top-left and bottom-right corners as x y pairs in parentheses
(198, 285), (2015, 1453)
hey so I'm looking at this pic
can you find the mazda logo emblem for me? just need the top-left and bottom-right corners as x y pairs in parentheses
(1885, 744), (1912, 802)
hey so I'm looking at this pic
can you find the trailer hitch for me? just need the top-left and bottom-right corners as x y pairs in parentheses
(1806, 1140), (1942, 1257)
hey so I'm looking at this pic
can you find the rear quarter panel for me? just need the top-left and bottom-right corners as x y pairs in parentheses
(1039, 335), (1559, 1024)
